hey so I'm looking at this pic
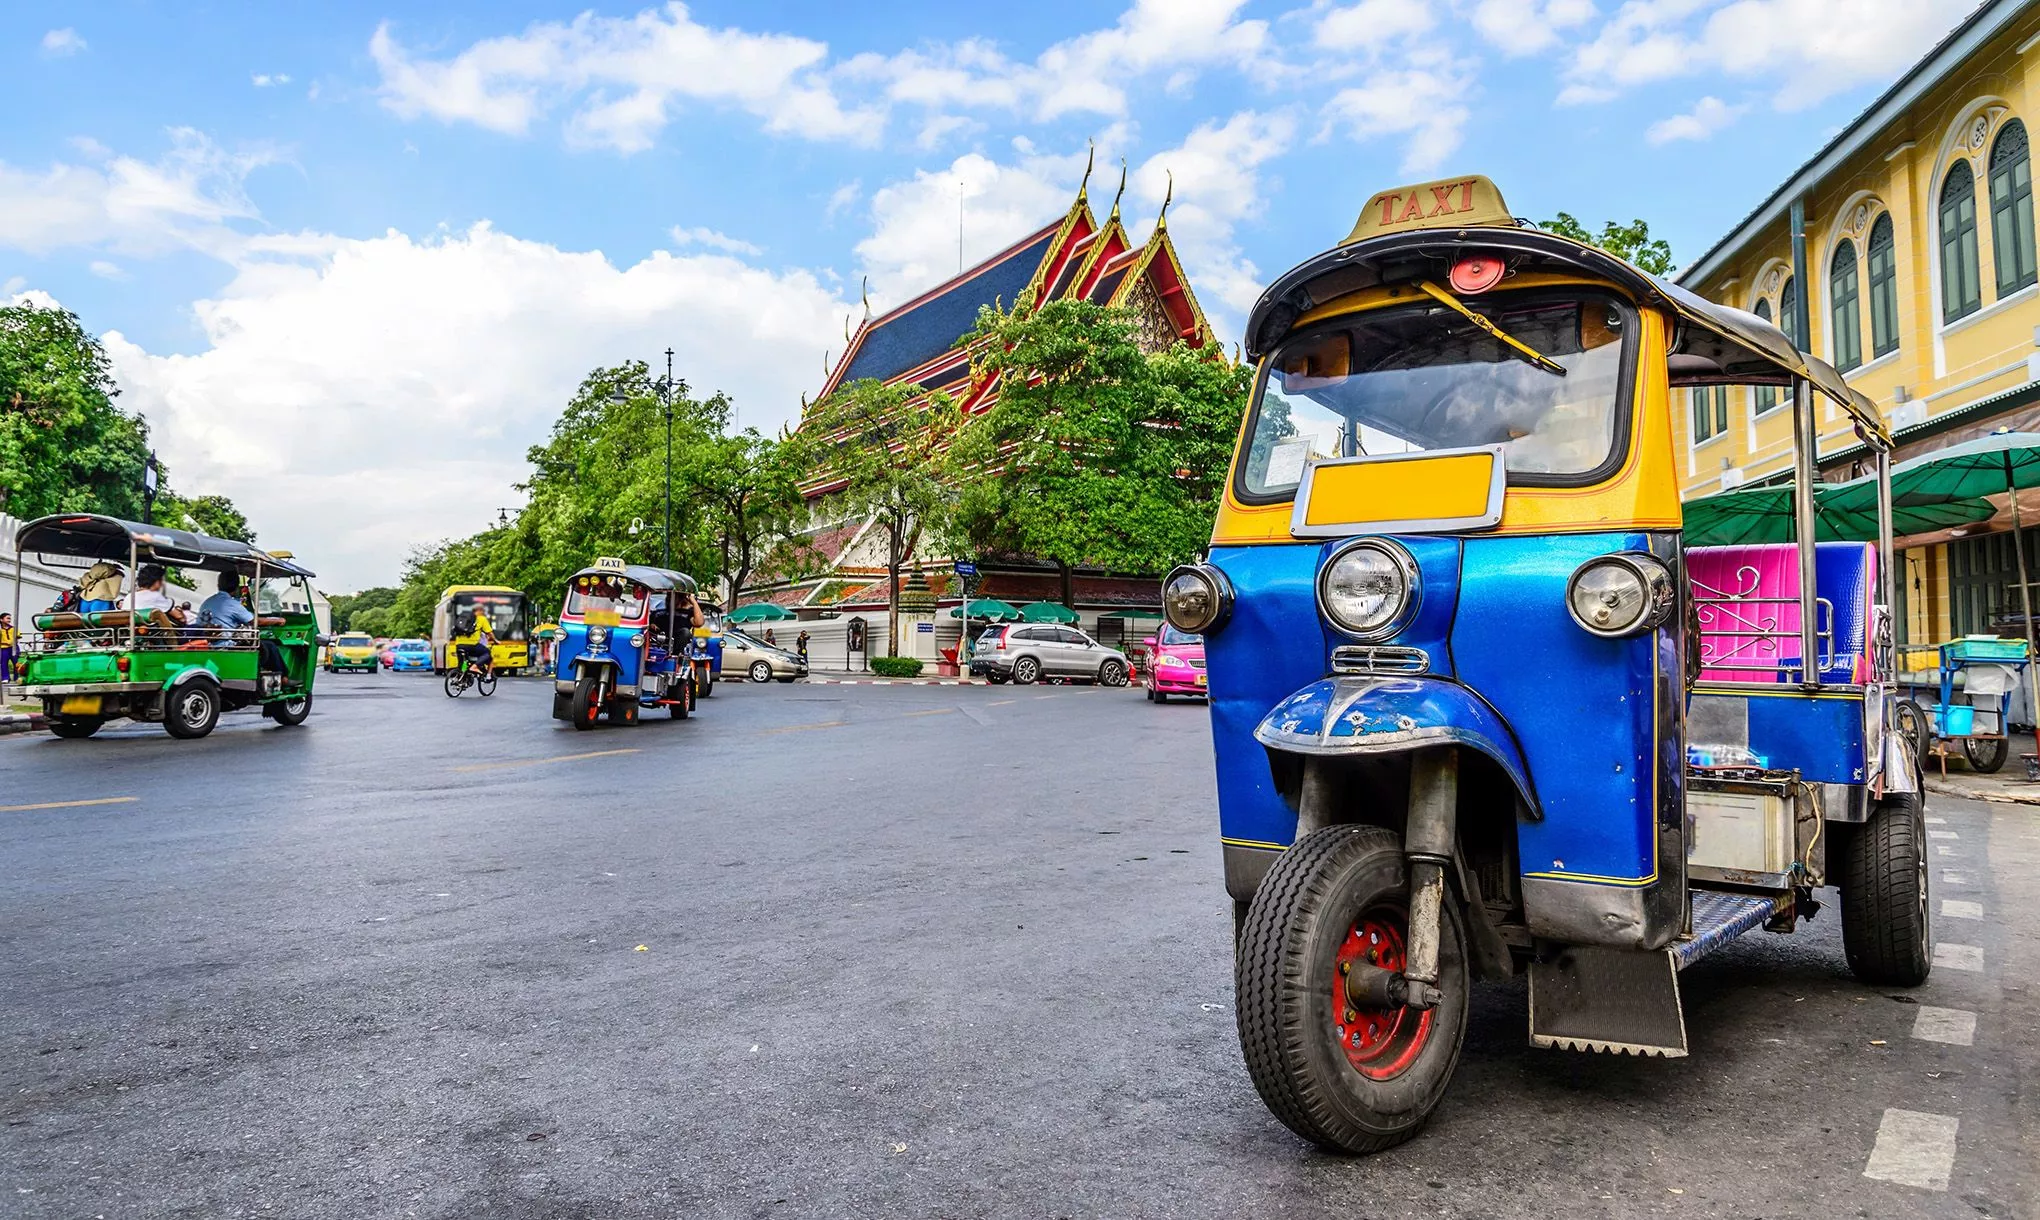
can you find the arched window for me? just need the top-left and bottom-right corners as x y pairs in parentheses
(1779, 276), (1800, 348)
(1752, 299), (1779, 412)
(1830, 239), (1862, 372)
(1867, 214), (1899, 358)
(1941, 163), (1982, 321)
(1991, 119), (2036, 296)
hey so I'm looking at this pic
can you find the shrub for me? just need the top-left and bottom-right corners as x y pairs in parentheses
(870, 656), (924, 678)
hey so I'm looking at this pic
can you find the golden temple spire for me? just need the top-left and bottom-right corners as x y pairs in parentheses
(1156, 169), (1173, 231)
(1076, 141), (1094, 204)
(1108, 158), (1127, 222)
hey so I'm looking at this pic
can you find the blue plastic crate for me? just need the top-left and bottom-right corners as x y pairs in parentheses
(1932, 703), (1976, 736)
(1946, 636), (2030, 661)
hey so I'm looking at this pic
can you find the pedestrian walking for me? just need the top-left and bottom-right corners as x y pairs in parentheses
(796, 629), (810, 663)
(0, 612), (16, 689)
(763, 627), (777, 647)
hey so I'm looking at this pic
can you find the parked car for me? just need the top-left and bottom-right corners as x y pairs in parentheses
(1144, 623), (1206, 702)
(385, 638), (433, 672)
(327, 632), (381, 673)
(720, 628), (808, 683)
(970, 623), (1130, 686)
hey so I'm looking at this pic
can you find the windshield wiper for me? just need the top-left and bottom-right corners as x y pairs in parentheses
(1416, 281), (1566, 377)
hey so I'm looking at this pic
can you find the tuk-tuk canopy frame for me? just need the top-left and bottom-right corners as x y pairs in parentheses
(13, 513), (316, 579)
(565, 563), (697, 596)
(1242, 226), (1891, 452)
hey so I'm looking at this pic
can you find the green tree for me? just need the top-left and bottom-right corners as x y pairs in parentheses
(679, 429), (802, 605)
(329, 585), (399, 632)
(788, 379), (960, 656)
(951, 298), (1250, 603)
(1540, 213), (1676, 276)
(0, 301), (150, 519)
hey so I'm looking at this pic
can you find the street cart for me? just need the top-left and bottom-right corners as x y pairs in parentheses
(1920, 637), (2029, 773)
(1167, 173), (1925, 1154)
(11, 514), (322, 739)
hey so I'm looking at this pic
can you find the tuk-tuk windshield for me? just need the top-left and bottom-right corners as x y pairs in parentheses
(565, 575), (648, 622)
(1241, 291), (1632, 499)
(257, 576), (312, 614)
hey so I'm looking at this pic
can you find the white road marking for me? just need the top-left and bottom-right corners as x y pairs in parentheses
(1942, 899), (1983, 919)
(1942, 872), (1969, 884)
(1934, 943), (1984, 972)
(1926, 816), (1947, 824)
(1936, 846), (1958, 856)
(1911, 1006), (1977, 1046)
(0, 796), (138, 813)
(1863, 1109), (1959, 1190)
(1928, 830), (1958, 840)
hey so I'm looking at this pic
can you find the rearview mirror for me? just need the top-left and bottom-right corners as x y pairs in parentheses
(1142, 636), (1157, 648)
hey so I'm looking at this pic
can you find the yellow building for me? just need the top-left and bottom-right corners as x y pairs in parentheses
(1677, 0), (2040, 647)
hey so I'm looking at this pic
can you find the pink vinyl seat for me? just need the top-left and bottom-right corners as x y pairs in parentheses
(1686, 543), (1875, 684)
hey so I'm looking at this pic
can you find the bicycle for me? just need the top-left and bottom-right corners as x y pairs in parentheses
(444, 651), (498, 698)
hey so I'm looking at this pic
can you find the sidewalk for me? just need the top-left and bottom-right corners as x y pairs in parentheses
(1922, 729), (2040, 806)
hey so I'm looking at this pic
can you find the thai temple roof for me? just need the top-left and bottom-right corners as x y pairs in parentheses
(831, 225), (1061, 388)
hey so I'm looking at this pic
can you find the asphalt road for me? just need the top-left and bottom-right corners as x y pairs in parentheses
(2, 675), (2036, 1219)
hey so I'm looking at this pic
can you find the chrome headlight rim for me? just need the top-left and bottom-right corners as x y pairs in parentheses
(1317, 538), (1420, 642)
(1161, 563), (1234, 635)
(1565, 552), (1676, 638)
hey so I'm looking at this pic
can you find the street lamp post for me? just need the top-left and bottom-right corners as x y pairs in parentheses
(611, 349), (680, 570)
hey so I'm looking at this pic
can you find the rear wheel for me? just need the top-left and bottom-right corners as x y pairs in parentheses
(611, 697), (640, 726)
(1236, 824), (1469, 1155)
(47, 717), (103, 739)
(749, 660), (773, 684)
(443, 672), (464, 698)
(1099, 659), (1128, 687)
(476, 672), (498, 698)
(1962, 735), (2008, 773)
(1840, 791), (1932, 986)
(568, 672), (601, 731)
(267, 694), (312, 726)
(163, 682), (221, 740)
(1012, 656), (1041, 685)
(671, 676), (692, 719)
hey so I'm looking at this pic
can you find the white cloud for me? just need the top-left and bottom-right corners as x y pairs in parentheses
(669, 225), (761, 255)
(1560, 0), (1977, 109)
(1131, 111), (1297, 318)
(97, 224), (850, 591)
(252, 73), (292, 87)
(1315, 0), (1436, 51)
(1647, 94), (1746, 143)
(824, 181), (861, 223)
(1320, 63), (1473, 175)
(41, 28), (85, 57)
(368, 7), (881, 154)
(854, 150), (1082, 306)
(87, 260), (126, 280)
(0, 128), (273, 258)
(1467, 0), (1597, 55)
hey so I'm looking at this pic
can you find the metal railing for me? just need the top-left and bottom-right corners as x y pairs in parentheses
(1692, 563), (1836, 681)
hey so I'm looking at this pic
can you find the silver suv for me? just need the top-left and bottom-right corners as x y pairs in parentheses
(969, 624), (1131, 686)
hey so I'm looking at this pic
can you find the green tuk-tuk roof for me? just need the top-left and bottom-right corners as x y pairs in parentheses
(12, 513), (316, 579)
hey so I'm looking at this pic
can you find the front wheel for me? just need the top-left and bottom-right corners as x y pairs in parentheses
(48, 717), (103, 739)
(1012, 656), (1041, 685)
(1962, 735), (2009, 773)
(267, 694), (312, 726)
(568, 672), (602, 730)
(749, 660), (773, 684)
(1235, 824), (1470, 1155)
(1098, 659), (1128, 687)
(476, 672), (498, 698)
(443, 672), (465, 698)
(163, 682), (221, 740)
(1839, 791), (1932, 986)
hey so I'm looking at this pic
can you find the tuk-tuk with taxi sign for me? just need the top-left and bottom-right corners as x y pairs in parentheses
(1174, 174), (1921, 1154)
(551, 557), (700, 729)
(11, 514), (322, 739)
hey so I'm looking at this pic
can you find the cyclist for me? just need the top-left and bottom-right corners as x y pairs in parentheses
(456, 610), (496, 681)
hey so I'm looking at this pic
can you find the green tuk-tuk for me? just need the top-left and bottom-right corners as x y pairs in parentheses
(10, 514), (323, 739)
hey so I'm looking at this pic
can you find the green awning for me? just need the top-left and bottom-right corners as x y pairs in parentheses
(949, 598), (1021, 621)
(1016, 601), (1078, 623)
(1681, 477), (1995, 546)
(727, 602), (797, 622)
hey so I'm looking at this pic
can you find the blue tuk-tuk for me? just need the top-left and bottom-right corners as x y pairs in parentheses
(552, 557), (699, 728)
(1168, 175), (1920, 1153)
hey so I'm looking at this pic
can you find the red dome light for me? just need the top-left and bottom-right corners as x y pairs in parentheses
(1449, 255), (1505, 294)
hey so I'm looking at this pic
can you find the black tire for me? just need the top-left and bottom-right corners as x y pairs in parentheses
(443, 672), (464, 698)
(749, 660), (774, 684)
(1895, 698), (1932, 764)
(552, 690), (573, 721)
(568, 672), (601, 731)
(476, 672), (498, 698)
(986, 672), (1009, 685)
(267, 694), (312, 726)
(163, 681), (221, 740)
(699, 674), (715, 698)
(1962, 735), (2008, 773)
(47, 717), (103, 739)
(1145, 685), (1157, 702)
(670, 676), (692, 719)
(1099, 659), (1128, 687)
(1236, 824), (1469, 1155)
(1839, 790), (1932, 987)
(611, 697), (640, 726)
(1154, 689), (1169, 704)
(1012, 656), (1041, 685)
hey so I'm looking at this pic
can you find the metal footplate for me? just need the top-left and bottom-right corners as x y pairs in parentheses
(1530, 891), (1787, 1058)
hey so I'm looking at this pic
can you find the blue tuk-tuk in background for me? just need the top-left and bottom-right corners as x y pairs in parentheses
(1166, 174), (1922, 1154)
(551, 557), (699, 728)
(691, 602), (727, 699)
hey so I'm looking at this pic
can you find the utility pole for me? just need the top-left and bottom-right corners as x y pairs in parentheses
(663, 347), (675, 570)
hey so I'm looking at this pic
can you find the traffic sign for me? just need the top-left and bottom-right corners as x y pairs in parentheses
(953, 561), (978, 577)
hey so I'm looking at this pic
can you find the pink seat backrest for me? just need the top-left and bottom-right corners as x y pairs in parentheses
(1687, 543), (1876, 683)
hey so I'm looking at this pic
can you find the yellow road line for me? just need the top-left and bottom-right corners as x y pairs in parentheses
(901, 708), (955, 718)
(988, 699), (1016, 706)
(0, 796), (139, 813)
(453, 748), (640, 773)
(758, 721), (849, 735)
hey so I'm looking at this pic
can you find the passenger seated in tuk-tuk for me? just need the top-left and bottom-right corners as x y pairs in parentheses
(78, 560), (124, 612)
(125, 564), (190, 630)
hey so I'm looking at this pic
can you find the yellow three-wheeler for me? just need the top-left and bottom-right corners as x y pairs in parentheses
(1162, 176), (1920, 1153)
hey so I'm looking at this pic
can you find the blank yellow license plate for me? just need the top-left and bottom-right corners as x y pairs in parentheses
(60, 695), (103, 715)
(583, 609), (622, 627)
(1196, 674), (1207, 687)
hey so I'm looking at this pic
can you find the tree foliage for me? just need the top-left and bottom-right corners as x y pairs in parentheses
(0, 300), (150, 519)
(786, 378), (960, 655)
(1539, 213), (1676, 276)
(951, 298), (1250, 597)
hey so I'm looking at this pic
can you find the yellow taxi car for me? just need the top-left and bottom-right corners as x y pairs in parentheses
(326, 632), (381, 673)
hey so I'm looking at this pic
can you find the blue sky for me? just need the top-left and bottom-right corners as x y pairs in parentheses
(1, 0), (1986, 590)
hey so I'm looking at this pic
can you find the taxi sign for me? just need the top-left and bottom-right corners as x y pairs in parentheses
(1342, 175), (1513, 246)
(594, 556), (627, 572)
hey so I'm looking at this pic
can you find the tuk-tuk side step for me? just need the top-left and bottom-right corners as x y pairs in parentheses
(1672, 891), (1789, 971)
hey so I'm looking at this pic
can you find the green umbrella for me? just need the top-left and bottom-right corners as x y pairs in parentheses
(726, 602), (797, 623)
(948, 598), (1021, 621)
(1682, 479), (1995, 547)
(1016, 601), (1078, 623)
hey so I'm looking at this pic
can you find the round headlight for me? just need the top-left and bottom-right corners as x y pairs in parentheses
(588, 626), (610, 646)
(1162, 564), (1233, 634)
(1566, 553), (1675, 638)
(627, 632), (645, 649)
(1318, 540), (1416, 640)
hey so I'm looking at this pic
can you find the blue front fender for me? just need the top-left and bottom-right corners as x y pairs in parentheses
(1253, 675), (1538, 816)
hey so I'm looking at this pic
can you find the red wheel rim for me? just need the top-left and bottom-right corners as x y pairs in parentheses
(1332, 905), (1433, 1080)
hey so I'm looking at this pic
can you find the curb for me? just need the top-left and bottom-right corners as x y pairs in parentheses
(1924, 776), (2040, 806)
(0, 711), (47, 736)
